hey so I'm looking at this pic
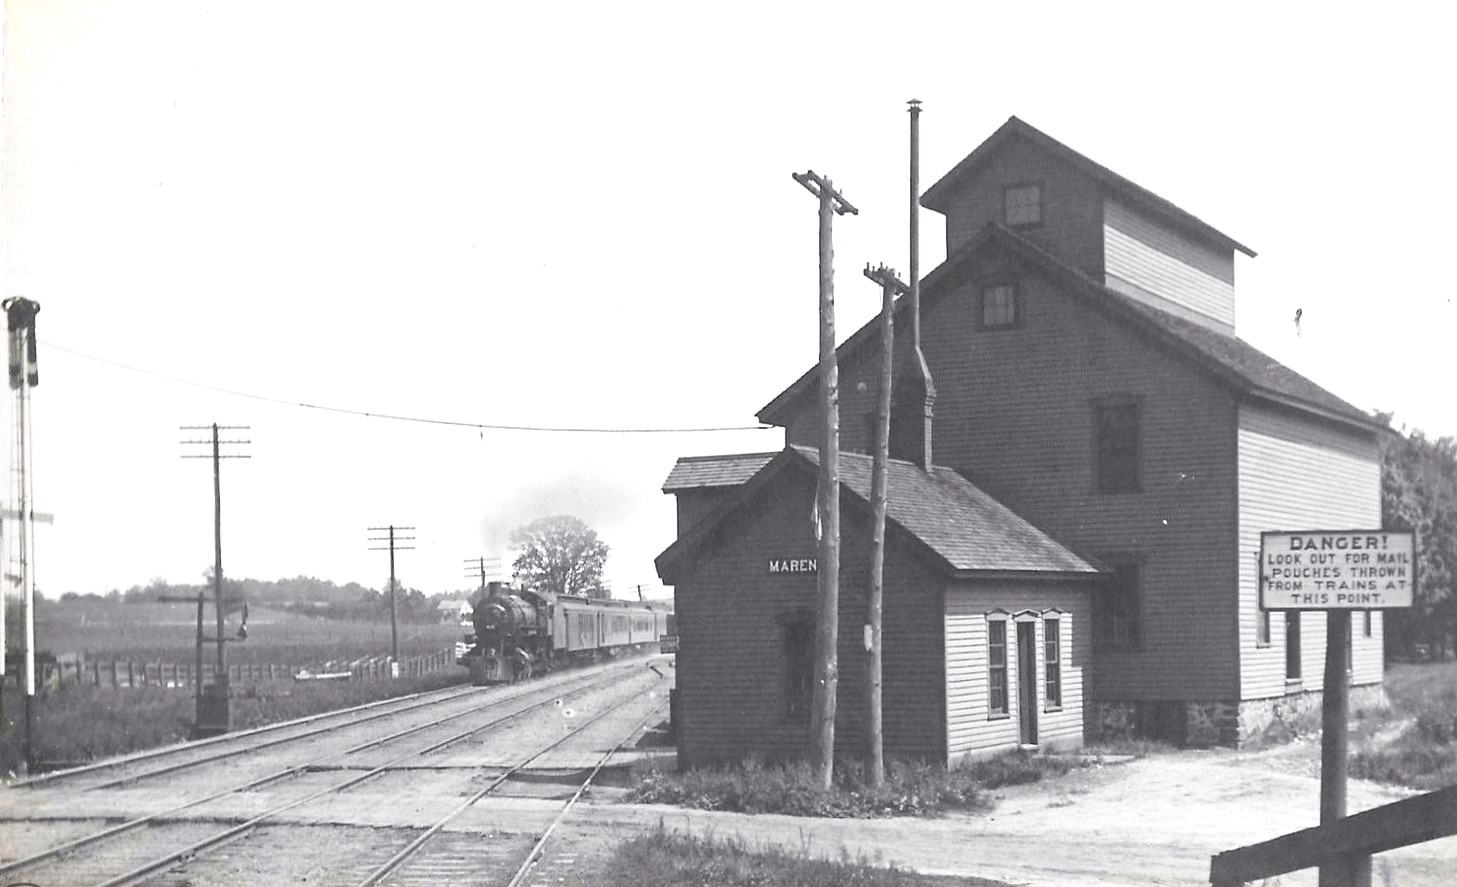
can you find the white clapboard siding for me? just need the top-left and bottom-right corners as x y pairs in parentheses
(1104, 199), (1236, 332)
(945, 584), (1088, 762)
(1237, 404), (1382, 700)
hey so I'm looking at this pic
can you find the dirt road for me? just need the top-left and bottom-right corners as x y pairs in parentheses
(569, 739), (1456, 886)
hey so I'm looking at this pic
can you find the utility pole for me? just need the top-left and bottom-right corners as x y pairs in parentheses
(3, 296), (40, 773)
(862, 263), (905, 788)
(181, 422), (250, 736)
(464, 556), (499, 595)
(369, 525), (414, 664)
(792, 169), (857, 790)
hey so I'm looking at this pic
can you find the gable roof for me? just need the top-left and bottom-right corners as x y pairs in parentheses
(662, 451), (778, 492)
(922, 116), (1256, 258)
(656, 446), (1099, 583)
(757, 223), (1384, 435)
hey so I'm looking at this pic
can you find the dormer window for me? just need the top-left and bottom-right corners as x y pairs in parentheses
(1004, 182), (1042, 227)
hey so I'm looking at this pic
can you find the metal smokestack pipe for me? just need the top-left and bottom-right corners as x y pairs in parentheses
(909, 100), (921, 353)
(908, 99), (934, 470)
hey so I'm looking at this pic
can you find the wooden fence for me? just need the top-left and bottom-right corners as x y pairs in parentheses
(3, 648), (460, 691)
(1210, 783), (1457, 886)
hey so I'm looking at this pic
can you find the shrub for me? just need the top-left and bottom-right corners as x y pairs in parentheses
(627, 749), (1080, 819)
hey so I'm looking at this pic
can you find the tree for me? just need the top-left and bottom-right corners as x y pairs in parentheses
(510, 515), (610, 598)
(1377, 413), (1457, 660)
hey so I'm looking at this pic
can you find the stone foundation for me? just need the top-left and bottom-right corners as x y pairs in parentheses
(1091, 684), (1389, 748)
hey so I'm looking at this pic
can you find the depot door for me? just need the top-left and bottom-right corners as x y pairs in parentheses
(1017, 621), (1038, 744)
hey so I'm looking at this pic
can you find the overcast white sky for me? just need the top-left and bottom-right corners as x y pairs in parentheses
(1, 2), (1452, 601)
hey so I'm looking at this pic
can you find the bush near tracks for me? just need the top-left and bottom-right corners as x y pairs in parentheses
(602, 827), (1010, 887)
(626, 750), (1076, 818)
(0, 670), (468, 777)
(1351, 661), (1457, 791)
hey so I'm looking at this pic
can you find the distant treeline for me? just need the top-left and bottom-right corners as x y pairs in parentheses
(1380, 416), (1457, 661)
(53, 575), (475, 625)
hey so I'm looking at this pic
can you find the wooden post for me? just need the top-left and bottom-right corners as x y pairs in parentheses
(1319, 609), (1371, 887)
(92, 661), (100, 687)
(863, 264), (902, 789)
(793, 169), (857, 790)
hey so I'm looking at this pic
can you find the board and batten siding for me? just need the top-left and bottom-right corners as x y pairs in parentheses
(672, 468), (947, 767)
(1237, 404), (1383, 700)
(784, 252), (1243, 703)
(929, 265), (1242, 702)
(937, 136), (1106, 280)
(945, 583), (1090, 761)
(1103, 200), (1236, 334)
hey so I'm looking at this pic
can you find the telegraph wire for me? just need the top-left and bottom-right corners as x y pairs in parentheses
(40, 340), (772, 434)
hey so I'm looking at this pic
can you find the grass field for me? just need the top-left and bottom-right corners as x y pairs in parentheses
(2, 599), (474, 776)
(1351, 660), (1457, 791)
(28, 599), (465, 666)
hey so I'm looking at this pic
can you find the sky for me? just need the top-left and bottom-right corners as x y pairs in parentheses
(1, 2), (1452, 602)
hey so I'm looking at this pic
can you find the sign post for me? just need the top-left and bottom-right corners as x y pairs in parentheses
(1260, 529), (1415, 887)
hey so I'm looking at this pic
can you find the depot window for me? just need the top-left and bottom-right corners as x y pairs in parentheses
(987, 615), (1009, 718)
(782, 613), (814, 722)
(1004, 182), (1043, 227)
(1044, 617), (1062, 710)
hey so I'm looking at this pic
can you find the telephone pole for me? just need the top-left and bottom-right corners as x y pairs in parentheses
(181, 422), (250, 736)
(862, 263), (905, 788)
(465, 556), (500, 595)
(792, 169), (856, 790)
(369, 525), (414, 662)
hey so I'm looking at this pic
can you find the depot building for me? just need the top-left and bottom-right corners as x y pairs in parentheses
(656, 116), (1387, 767)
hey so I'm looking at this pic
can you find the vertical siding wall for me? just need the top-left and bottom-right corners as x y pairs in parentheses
(674, 471), (947, 767)
(932, 268), (1242, 702)
(1103, 200), (1237, 334)
(1237, 405), (1383, 699)
(784, 260), (1243, 703)
(945, 583), (1090, 761)
(938, 136), (1106, 279)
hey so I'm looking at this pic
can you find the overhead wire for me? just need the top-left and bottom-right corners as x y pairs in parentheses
(40, 340), (772, 435)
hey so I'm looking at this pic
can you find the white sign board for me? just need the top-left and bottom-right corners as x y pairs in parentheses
(1260, 530), (1415, 610)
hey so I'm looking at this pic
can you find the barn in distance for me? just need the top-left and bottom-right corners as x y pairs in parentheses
(658, 116), (1387, 766)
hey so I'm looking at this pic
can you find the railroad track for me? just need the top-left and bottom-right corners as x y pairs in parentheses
(0, 659), (666, 886)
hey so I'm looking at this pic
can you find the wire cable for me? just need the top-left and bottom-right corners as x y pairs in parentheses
(40, 340), (773, 435)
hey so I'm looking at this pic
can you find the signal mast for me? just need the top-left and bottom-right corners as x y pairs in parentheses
(1, 296), (41, 772)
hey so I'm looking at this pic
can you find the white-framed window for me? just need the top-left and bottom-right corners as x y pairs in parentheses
(1044, 615), (1062, 710)
(986, 611), (1009, 718)
(1004, 182), (1043, 227)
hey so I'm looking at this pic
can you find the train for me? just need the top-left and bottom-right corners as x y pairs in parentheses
(458, 581), (673, 684)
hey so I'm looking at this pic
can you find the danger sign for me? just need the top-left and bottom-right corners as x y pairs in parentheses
(1260, 530), (1415, 610)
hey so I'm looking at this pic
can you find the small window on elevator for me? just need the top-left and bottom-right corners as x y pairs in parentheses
(1004, 182), (1043, 227)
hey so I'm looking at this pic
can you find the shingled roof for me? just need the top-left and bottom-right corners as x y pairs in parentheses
(922, 116), (1256, 258)
(757, 224), (1384, 434)
(662, 452), (778, 492)
(656, 446), (1099, 582)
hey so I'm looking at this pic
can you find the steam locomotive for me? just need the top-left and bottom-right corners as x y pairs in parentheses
(459, 581), (672, 684)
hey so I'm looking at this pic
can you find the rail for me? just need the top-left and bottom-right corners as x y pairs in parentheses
(1210, 784), (1457, 886)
